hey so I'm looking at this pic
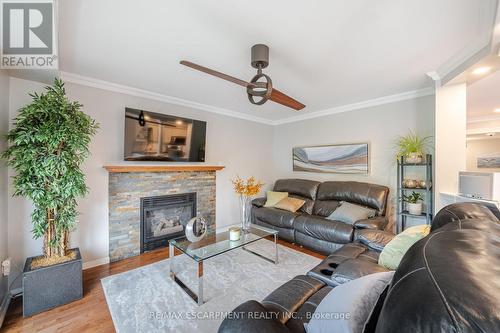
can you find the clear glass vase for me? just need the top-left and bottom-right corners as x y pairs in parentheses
(239, 195), (251, 231)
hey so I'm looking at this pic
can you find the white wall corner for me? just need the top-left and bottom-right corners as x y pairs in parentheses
(434, 83), (467, 210)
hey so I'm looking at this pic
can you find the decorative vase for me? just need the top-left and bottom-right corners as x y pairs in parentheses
(404, 153), (423, 164)
(408, 202), (423, 215)
(239, 195), (251, 231)
(402, 179), (417, 188)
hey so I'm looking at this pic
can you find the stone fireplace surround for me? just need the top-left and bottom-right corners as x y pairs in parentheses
(105, 165), (224, 262)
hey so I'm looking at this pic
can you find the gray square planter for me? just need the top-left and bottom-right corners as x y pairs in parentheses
(23, 248), (83, 317)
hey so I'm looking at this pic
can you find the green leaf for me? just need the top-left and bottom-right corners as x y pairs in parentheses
(1, 78), (99, 257)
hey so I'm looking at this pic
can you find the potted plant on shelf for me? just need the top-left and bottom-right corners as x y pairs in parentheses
(231, 176), (264, 231)
(2, 79), (98, 316)
(396, 131), (431, 163)
(403, 191), (424, 215)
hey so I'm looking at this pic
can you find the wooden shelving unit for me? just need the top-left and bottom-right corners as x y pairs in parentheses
(396, 154), (433, 233)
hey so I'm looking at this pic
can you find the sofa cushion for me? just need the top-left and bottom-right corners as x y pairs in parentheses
(290, 195), (315, 215)
(307, 271), (394, 333)
(354, 229), (395, 252)
(274, 197), (306, 213)
(252, 220), (295, 242)
(316, 181), (389, 215)
(331, 259), (390, 285)
(251, 197), (267, 208)
(307, 243), (383, 286)
(353, 216), (387, 230)
(264, 191), (289, 207)
(261, 275), (324, 325)
(326, 201), (376, 225)
(378, 225), (430, 270)
(294, 214), (353, 244)
(252, 207), (298, 229)
(295, 232), (345, 255)
(273, 179), (321, 200)
(218, 300), (291, 333)
(312, 199), (340, 217)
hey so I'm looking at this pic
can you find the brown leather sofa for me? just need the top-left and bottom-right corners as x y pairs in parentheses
(219, 203), (500, 333)
(252, 179), (390, 254)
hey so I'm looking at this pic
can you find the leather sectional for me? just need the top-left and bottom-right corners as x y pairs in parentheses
(252, 179), (390, 254)
(219, 202), (500, 333)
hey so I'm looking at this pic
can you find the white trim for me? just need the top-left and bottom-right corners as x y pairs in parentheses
(59, 71), (435, 126)
(82, 257), (110, 270)
(59, 72), (273, 125)
(466, 135), (500, 141)
(467, 127), (500, 135)
(272, 88), (435, 125)
(467, 114), (500, 123)
(0, 293), (10, 329)
(430, 0), (499, 85)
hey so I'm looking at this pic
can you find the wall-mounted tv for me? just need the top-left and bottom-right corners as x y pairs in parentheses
(124, 108), (206, 162)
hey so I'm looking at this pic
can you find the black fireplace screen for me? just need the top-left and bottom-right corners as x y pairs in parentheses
(140, 193), (196, 252)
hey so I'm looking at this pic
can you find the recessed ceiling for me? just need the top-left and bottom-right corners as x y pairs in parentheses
(58, 0), (487, 121)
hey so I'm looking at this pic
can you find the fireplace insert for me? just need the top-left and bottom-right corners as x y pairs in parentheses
(140, 193), (196, 252)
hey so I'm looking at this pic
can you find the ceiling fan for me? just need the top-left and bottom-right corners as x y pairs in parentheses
(180, 44), (305, 111)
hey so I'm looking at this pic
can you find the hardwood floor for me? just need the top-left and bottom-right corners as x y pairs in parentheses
(2, 239), (325, 333)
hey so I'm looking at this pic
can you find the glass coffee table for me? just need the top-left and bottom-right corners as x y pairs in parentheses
(168, 224), (278, 305)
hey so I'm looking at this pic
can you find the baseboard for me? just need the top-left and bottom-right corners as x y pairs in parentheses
(0, 293), (10, 329)
(83, 257), (110, 270)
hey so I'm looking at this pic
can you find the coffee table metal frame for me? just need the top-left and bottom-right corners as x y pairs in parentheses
(169, 224), (278, 305)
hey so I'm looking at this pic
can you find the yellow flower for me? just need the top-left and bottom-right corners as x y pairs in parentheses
(231, 176), (264, 197)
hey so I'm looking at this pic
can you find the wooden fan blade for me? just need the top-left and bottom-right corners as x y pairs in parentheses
(269, 88), (305, 110)
(180, 60), (249, 88)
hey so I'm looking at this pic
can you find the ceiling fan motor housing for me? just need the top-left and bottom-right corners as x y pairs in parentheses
(251, 44), (269, 69)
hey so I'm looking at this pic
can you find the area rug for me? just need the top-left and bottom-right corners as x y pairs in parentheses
(101, 239), (321, 333)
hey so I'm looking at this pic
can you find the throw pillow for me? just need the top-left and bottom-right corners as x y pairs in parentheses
(274, 197), (306, 213)
(326, 201), (376, 225)
(264, 191), (288, 207)
(378, 225), (430, 270)
(306, 271), (394, 333)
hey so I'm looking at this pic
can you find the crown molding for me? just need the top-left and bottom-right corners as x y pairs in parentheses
(272, 87), (435, 125)
(429, 0), (499, 85)
(59, 71), (273, 125)
(59, 71), (435, 127)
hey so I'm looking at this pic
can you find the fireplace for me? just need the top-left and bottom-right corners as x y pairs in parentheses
(140, 193), (196, 252)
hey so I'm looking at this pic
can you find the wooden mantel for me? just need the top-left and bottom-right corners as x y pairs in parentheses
(103, 165), (225, 173)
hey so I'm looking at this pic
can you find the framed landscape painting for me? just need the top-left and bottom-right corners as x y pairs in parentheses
(293, 143), (369, 174)
(477, 153), (500, 168)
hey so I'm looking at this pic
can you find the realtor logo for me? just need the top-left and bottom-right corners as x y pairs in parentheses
(1, 0), (58, 69)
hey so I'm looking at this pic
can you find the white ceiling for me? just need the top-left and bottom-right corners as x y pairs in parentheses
(58, 0), (487, 122)
(467, 69), (500, 136)
(468, 69), (500, 118)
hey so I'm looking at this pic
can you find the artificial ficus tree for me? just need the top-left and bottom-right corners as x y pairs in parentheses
(2, 78), (98, 258)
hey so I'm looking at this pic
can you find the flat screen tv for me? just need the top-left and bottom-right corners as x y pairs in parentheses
(124, 108), (206, 162)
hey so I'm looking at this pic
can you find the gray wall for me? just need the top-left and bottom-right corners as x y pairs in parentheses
(272, 96), (435, 230)
(0, 72), (10, 321)
(466, 138), (500, 172)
